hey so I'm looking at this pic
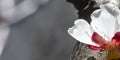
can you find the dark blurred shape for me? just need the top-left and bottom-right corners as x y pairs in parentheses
(87, 56), (96, 60)
(67, 0), (99, 23)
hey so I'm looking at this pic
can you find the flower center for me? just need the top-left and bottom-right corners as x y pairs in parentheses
(88, 32), (120, 60)
(104, 41), (120, 60)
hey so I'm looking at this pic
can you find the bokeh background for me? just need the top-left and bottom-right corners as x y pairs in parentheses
(0, 0), (78, 60)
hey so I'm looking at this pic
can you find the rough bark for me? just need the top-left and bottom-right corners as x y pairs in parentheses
(66, 0), (107, 60)
(70, 42), (106, 60)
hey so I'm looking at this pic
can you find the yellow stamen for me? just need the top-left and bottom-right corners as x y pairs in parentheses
(107, 48), (120, 60)
(105, 42), (120, 60)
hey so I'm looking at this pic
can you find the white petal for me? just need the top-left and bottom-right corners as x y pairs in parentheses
(68, 19), (99, 46)
(91, 4), (116, 41)
(110, 0), (119, 6)
(116, 16), (120, 32)
(104, 3), (120, 33)
(112, 4), (120, 32)
(117, 15), (120, 24)
(104, 3), (120, 17)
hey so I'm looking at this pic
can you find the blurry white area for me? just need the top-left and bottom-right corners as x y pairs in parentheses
(0, 0), (49, 56)
(0, 0), (49, 24)
(0, 24), (10, 57)
(0, 0), (15, 21)
(93, 0), (120, 7)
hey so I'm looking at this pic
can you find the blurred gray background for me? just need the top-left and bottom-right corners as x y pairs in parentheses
(0, 0), (78, 60)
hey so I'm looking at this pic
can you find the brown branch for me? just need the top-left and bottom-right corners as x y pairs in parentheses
(67, 0), (99, 23)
